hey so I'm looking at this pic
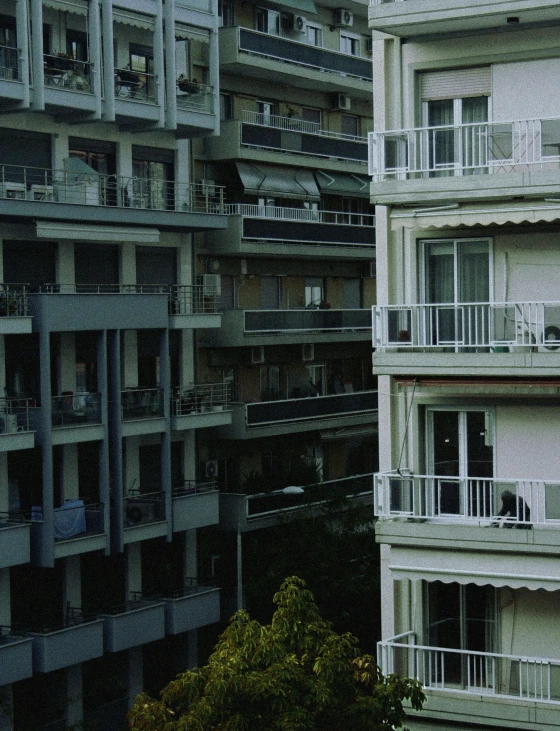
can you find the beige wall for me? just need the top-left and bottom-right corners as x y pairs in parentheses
(500, 587), (560, 661)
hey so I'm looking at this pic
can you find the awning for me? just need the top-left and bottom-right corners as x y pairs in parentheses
(266, 0), (317, 15)
(113, 9), (154, 30)
(236, 161), (320, 201)
(315, 170), (370, 199)
(391, 203), (560, 230)
(43, 0), (88, 15)
(388, 546), (560, 592)
(36, 221), (160, 244)
(175, 25), (210, 42)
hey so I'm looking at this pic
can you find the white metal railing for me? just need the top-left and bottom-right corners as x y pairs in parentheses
(368, 117), (560, 180)
(0, 398), (32, 434)
(223, 203), (375, 226)
(169, 284), (220, 315)
(374, 472), (558, 526)
(0, 164), (225, 214)
(373, 301), (560, 350)
(43, 54), (92, 93)
(379, 632), (560, 705)
(244, 110), (368, 143)
(176, 83), (214, 114)
(172, 382), (231, 416)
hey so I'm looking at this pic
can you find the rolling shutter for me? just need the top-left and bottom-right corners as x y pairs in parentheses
(420, 67), (491, 101)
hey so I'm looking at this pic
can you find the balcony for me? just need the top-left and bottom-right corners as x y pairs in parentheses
(379, 631), (560, 719)
(121, 388), (166, 437)
(176, 82), (217, 136)
(0, 285), (32, 333)
(0, 514), (31, 568)
(209, 205), (375, 259)
(52, 501), (107, 559)
(0, 44), (25, 105)
(0, 398), (35, 451)
(0, 628), (33, 685)
(101, 596), (165, 652)
(368, 0), (560, 39)
(373, 301), (560, 376)
(220, 473), (374, 531)
(217, 390), (378, 439)
(171, 383), (232, 431)
(172, 481), (219, 531)
(28, 612), (104, 673)
(50, 393), (103, 444)
(164, 579), (221, 634)
(43, 54), (97, 115)
(368, 117), (560, 205)
(205, 118), (368, 174)
(0, 163), (227, 229)
(219, 26), (372, 98)
(168, 284), (221, 329)
(206, 307), (372, 348)
(123, 491), (167, 543)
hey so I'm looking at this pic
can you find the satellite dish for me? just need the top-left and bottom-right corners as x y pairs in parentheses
(283, 486), (304, 494)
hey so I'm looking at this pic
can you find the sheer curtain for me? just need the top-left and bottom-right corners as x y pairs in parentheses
(428, 100), (454, 175)
(462, 96), (488, 174)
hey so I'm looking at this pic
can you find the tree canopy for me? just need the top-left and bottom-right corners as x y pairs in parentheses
(128, 576), (424, 731)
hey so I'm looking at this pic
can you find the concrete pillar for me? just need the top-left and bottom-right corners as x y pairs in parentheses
(51, 132), (70, 176)
(56, 241), (75, 292)
(122, 332), (138, 389)
(124, 437), (140, 494)
(0, 685), (14, 731)
(182, 431), (196, 481)
(88, 0), (102, 118)
(16, 0), (30, 108)
(61, 444), (79, 501)
(0, 568), (11, 626)
(153, 0), (165, 128)
(58, 332), (76, 393)
(63, 556), (82, 615)
(128, 647), (144, 707)
(101, 0), (115, 121)
(66, 665), (83, 728)
(379, 544), (394, 639)
(120, 242), (136, 286)
(0, 336), (6, 395)
(177, 234), (192, 286)
(29, 0), (44, 110)
(208, 18), (220, 137)
(185, 528), (197, 578)
(0, 454), (8, 514)
(0, 240), (4, 281)
(126, 542), (142, 597)
(117, 140), (133, 184)
(180, 330), (195, 387)
(163, 0), (177, 130)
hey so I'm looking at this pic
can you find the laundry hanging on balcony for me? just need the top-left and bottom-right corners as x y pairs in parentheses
(235, 161), (320, 201)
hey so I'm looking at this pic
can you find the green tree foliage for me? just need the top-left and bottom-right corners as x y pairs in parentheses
(128, 577), (424, 731)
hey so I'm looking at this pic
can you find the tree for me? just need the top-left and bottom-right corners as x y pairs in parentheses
(128, 576), (424, 731)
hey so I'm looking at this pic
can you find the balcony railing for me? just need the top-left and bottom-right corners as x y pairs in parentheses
(169, 284), (220, 315)
(51, 392), (101, 427)
(0, 163), (226, 214)
(246, 472), (373, 519)
(176, 83), (214, 114)
(246, 389), (378, 426)
(369, 116), (560, 180)
(53, 501), (104, 541)
(172, 480), (217, 497)
(373, 301), (560, 350)
(121, 388), (163, 420)
(0, 45), (20, 81)
(123, 492), (165, 527)
(0, 397), (32, 433)
(43, 54), (92, 93)
(172, 383), (231, 416)
(379, 631), (560, 705)
(114, 68), (156, 103)
(245, 308), (372, 334)
(243, 111), (368, 163)
(0, 284), (28, 316)
(224, 203), (375, 227)
(237, 27), (372, 81)
(374, 472), (558, 527)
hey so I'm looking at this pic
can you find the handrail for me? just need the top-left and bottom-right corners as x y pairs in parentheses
(172, 480), (217, 497)
(223, 203), (375, 226)
(243, 110), (368, 143)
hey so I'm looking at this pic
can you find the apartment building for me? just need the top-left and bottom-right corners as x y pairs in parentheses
(0, 0), (229, 727)
(369, 2), (560, 730)
(195, 0), (378, 540)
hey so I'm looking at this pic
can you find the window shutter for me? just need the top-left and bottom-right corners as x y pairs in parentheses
(420, 67), (491, 100)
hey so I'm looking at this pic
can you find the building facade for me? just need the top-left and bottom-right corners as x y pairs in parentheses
(369, 2), (560, 730)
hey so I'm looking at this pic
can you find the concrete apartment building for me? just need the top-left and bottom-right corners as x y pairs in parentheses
(0, 0), (376, 727)
(369, 2), (560, 730)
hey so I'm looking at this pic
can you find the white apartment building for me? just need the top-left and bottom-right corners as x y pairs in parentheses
(369, 2), (560, 730)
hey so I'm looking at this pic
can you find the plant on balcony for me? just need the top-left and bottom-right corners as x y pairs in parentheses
(128, 576), (425, 731)
(177, 74), (200, 93)
(51, 52), (74, 70)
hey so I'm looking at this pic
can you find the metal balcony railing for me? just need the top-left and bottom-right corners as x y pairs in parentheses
(165, 576), (218, 598)
(172, 480), (217, 497)
(368, 116), (560, 180)
(123, 492), (165, 527)
(51, 392), (101, 427)
(237, 27), (372, 81)
(0, 511), (29, 528)
(0, 45), (20, 81)
(169, 284), (220, 315)
(176, 83), (214, 113)
(245, 308), (372, 334)
(53, 501), (104, 541)
(373, 473), (559, 526)
(246, 472), (374, 519)
(373, 301), (560, 350)
(121, 388), (163, 420)
(0, 163), (226, 214)
(0, 397), (32, 434)
(0, 284), (28, 316)
(43, 54), (93, 93)
(172, 383), (231, 416)
(114, 68), (156, 103)
(224, 203), (375, 227)
(379, 631), (560, 705)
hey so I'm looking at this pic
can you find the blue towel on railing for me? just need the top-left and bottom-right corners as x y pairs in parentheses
(53, 500), (86, 538)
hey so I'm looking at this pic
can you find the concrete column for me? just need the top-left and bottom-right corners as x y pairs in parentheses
(66, 665), (83, 729)
(51, 132), (70, 176)
(58, 332), (76, 393)
(378, 375), (393, 473)
(16, 0), (30, 108)
(117, 140), (133, 183)
(63, 555), (82, 614)
(177, 234), (192, 286)
(128, 647), (144, 706)
(97, 332), (110, 555)
(180, 330), (195, 387)
(208, 20), (220, 137)
(0, 568), (11, 626)
(126, 542), (142, 597)
(0, 454), (8, 514)
(163, 0), (177, 130)
(122, 332), (138, 389)
(184, 528), (197, 578)
(57, 241), (75, 293)
(38, 326), (54, 566)
(0, 240), (4, 281)
(101, 0), (115, 121)
(153, 0), (165, 128)
(379, 544), (395, 639)
(61, 444), (79, 501)
(0, 335), (6, 394)
(88, 0), (102, 118)
(120, 242), (136, 287)
(124, 437), (140, 494)
(107, 330), (124, 554)
(29, 0), (44, 110)
(182, 431), (196, 481)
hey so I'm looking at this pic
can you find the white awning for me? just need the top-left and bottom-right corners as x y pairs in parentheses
(36, 221), (160, 244)
(388, 545), (560, 592)
(391, 203), (560, 230)
(175, 25), (210, 42)
(113, 9), (154, 30)
(43, 0), (88, 14)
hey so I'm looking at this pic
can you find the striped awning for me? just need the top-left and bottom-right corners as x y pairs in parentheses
(43, 0), (88, 14)
(113, 9), (154, 30)
(391, 203), (560, 230)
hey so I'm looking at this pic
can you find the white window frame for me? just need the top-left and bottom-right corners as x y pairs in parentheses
(339, 31), (360, 57)
(305, 22), (323, 47)
(256, 7), (280, 35)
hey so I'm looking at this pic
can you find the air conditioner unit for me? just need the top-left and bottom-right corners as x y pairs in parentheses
(302, 343), (315, 361)
(366, 37), (373, 54)
(201, 273), (221, 297)
(294, 14), (306, 32)
(331, 93), (351, 111)
(281, 12), (295, 29)
(333, 8), (353, 27)
(250, 345), (265, 364)
(538, 325), (560, 352)
(204, 460), (219, 479)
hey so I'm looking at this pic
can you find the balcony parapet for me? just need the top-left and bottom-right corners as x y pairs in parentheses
(225, 203), (374, 228)
(172, 481), (219, 531)
(246, 307), (372, 335)
(0, 626), (33, 685)
(171, 383), (233, 431)
(164, 578), (221, 634)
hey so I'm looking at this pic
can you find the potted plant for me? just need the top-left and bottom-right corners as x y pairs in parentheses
(177, 75), (200, 94)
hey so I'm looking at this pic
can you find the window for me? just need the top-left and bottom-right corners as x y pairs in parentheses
(256, 8), (280, 35)
(131, 146), (174, 210)
(66, 29), (88, 61)
(302, 106), (321, 127)
(305, 278), (324, 307)
(341, 114), (359, 138)
(340, 32), (360, 56)
(129, 43), (154, 101)
(218, 0), (234, 27)
(260, 365), (283, 401)
(69, 137), (116, 205)
(305, 22), (322, 47)
(0, 15), (18, 79)
(220, 93), (233, 121)
(306, 364), (325, 396)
